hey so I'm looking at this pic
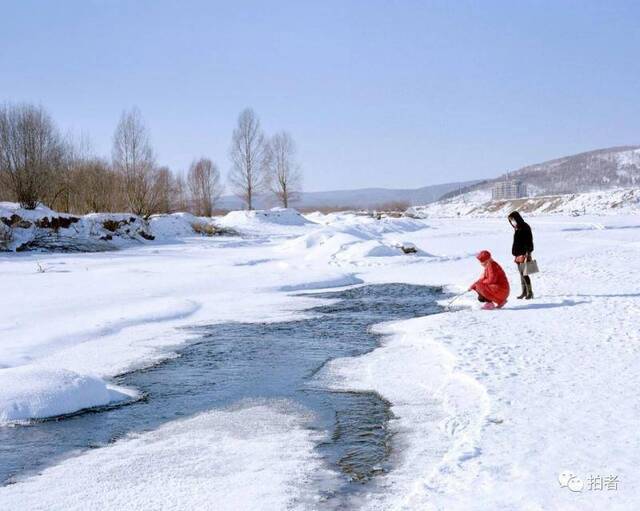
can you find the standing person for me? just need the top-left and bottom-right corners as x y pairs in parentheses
(508, 211), (534, 299)
(469, 250), (510, 310)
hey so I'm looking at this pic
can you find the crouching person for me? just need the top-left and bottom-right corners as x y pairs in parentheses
(469, 250), (510, 310)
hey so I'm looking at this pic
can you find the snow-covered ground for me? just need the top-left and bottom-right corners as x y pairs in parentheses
(1, 205), (639, 509)
(409, 187), (640, 218)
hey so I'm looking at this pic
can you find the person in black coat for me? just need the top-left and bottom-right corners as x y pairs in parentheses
(508, 211), (534, 299)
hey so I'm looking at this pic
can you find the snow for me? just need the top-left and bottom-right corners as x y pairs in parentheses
(1, 198), (639, 508)
(0, 202), (155, 252)
(319, 215), (640, 510)
(0, 366), (137, 423)
(0, 201), (58, 220)
(0, 400), (336, 511)
(615, 148), (640, 167)
(148, 212), (203, 239)
(224, 207), (313, 227)
(410, 187), (640, 218)
(217, 207), (313, 236)
(279, 215), (428, 262)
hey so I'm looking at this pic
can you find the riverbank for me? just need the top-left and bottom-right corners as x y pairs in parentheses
(1, 212), (638, 509)
(325, 215), (640, 510)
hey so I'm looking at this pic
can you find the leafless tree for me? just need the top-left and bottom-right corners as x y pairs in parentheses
(48, 134), (87, 212)
(171, 173), (189, 212)
(153, 166), (174, 214)
(0, 103), (66, 209)
(188, 157), (223, 216)
(228, 108), (269, 210)
(112, 108), (159, 217)
(268, 131), (302, 208)
(0, 171), (13, 202)
(71, 158), (122, 213)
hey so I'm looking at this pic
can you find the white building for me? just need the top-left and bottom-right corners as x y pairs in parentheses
(492, 180), (528, 200)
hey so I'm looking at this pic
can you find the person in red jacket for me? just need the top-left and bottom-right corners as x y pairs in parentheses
(469, 250), (510, 310)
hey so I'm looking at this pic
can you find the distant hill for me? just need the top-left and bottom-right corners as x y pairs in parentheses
(219, 146), (640, 211)
(441, 146), (640, 201)
(510, 145), (640, 193)
(409, 188), (640, 218)
(218, 180), (480, 211)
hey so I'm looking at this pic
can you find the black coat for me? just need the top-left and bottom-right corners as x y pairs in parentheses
(512, 223), (534, 256)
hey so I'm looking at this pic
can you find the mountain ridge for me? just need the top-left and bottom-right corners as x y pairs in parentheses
(440, 145), (640, 201)
(218, 180), (481, 210)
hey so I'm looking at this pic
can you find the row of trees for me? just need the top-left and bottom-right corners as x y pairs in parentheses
(229, 109), (301, 209)
(0, 104), (301, 216)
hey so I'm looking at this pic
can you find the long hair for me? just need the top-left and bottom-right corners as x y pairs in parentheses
(508, 210), (526, 228)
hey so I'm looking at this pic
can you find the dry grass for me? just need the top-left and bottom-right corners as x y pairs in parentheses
(191, 221), (238, 237)
(191, 221), (219, 236)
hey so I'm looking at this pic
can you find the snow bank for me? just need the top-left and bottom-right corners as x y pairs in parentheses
(0, 203), (240, 252)
(0, 366), (137, 424)
(315, 211), (427, 235)
(219, 208), (312, 229)
(309, 215), (640, 509)
(148, 212), (237, 240)
(334, 239), (401, 259)
(0, 400), (336, 510)
(280, 214), (430, 262)
(0, 202), (154, 252)
(148, 212), (201, 238)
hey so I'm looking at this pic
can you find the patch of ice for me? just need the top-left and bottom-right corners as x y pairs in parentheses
(279, 274), (363, 291)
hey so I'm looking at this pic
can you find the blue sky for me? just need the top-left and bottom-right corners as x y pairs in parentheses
(1, 0), (639, 191)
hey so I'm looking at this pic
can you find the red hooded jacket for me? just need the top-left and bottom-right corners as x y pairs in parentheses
(472, 259), (510, 304)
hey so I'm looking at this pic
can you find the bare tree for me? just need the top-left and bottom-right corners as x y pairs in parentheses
(188, 158), (223, 216)
(172, 173), (189, 212)
(0, 170), (13, 202)
(0, 103), (66, 209)
(112, 108), (159, 217)
(71, 158), (123, 213)
(48, 134), (90, 212)
(153, 166), (174, 214)
(268, 131), (302, 208)
(228, 108), (269, 210)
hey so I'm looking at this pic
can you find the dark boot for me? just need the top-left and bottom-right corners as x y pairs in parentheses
(517, 273), (527, 299)
(524, 276), (533, 299)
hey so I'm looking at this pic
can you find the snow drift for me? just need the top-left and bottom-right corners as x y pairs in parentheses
(217, 208), (314, 236)
(0, 366), (137, 424)
(0, 202), (155, 252)
(281, 214), (430, 262)
(0, 203), (235, 252)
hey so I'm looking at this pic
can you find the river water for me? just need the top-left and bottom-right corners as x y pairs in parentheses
(0, 283), (442, 501)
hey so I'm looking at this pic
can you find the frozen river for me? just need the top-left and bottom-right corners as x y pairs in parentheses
(1, 283), (442, 502)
